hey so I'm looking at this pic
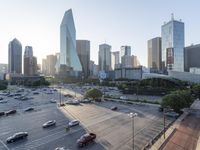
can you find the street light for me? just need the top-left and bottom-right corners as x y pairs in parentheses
(129, 112), (138, 150)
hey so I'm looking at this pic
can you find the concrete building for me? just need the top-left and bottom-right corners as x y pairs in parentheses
(98, 43), (111, 72)
(111, 51), (120, 70)
(77, 40), (90, 78)
(190, 67), (200, 74)
(184, 44), (200, 72)
(24, 46), (37, 76)
(115, 67), (142, 80)
(0, 64), (8, 74)
(8, 38), (22, 74)
(161, 14), (184, 72)
(148, 37), (162, 72)
(120, 46), (131, 58)
(46, 55), (57, 76)
(42, 59), (47, 75)
(132, 55), (140, 67)
(121, 55), (133, 68)
(60, 9), (82, 77)
(89, 61), (99, 77)
(55, 53), (60, 74)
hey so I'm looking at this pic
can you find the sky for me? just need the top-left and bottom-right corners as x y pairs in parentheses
(0, 0), (200, 66)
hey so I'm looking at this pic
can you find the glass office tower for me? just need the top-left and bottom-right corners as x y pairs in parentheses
(161, 15), (184, 72)
(60, 9), (82, 74)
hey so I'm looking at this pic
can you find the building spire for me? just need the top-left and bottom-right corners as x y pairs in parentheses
(171, 13), (174, 20)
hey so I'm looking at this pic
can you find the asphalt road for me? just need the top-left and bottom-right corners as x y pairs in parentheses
(0, 87), (104, 150)
(61, 101), (175, 150)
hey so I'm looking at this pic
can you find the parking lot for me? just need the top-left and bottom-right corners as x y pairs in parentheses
(0, 87), (104, 150)
(61, 101), (175, 150)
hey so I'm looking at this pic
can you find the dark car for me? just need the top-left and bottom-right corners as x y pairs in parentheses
(33, 92), (39, 95)
(110, 106), (118, 111)
(0, 97), (3, 100)
(64, 94), (73, 98)
(6, 132), (28, 143)
(0, 112), (5, 117)
(5, 110), (17, 116)
(42, 120), (56, 128)
(24, 107), (34, 112)
(77, 133), (96, 147)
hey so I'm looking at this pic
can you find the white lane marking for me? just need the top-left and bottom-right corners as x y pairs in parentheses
(0, 139), (10, 150)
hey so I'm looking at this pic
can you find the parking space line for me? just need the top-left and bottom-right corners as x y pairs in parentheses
(0, 139), (10, 150)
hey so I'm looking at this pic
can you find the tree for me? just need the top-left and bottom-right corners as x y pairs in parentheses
(161, 90), (193, 113)
(191, 84), (200, 99)
(84, 88), (102, 100)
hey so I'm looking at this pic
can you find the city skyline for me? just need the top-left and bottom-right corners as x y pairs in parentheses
(1, 0), (200, 66)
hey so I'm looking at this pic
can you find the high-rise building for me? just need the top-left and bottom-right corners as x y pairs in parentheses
(161, 14), (184, 72)
(120, 46), (131, 57)
(24, 46), (37, 76)
(121, 55), (133, 68)
(132, 55), (140, 67)
(148, 37), (162, 72)
(98, 43), (111, 72)
(89, 60), (99, 77)
(111, 51), (120, 70)
(46, 55), (57, 76)
(8, 38), (22, 74)
(42, 59), (47, 75)
(184, 44), (200, 72)
(76, 40), (90, 78)
(55, 53), (60, 74)
(60, 9), (82, 76)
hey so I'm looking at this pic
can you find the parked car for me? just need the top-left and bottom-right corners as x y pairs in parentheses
(24, 107), (34, 112)
(158, 107), (164, 112)
(5, 110), (17, 116)
(65, 100), (79, 105)
(6, 132), (28, 143)
(80, 99), (91, 103)
(110, 106), (118, 111)
(64, 94), (73, 98)
(0, 111), (5, 117)
(42, 120), (56, 128)
(50, 99), (57, 103)
(0, 100), (7, 104)
(164, 112), (179, 118)
(33, 92), (39, 95)
(0, 97), (3, 100)
(68, 120), (79, 127)
(77, 133), (96, 147)
(54, 147), (68, 150)
(120, 96), (128, 100)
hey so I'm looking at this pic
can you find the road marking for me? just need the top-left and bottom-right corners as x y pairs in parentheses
(0, 139), (10, 150)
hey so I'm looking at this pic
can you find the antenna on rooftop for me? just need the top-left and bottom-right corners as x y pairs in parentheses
(171, 13), (174, 20)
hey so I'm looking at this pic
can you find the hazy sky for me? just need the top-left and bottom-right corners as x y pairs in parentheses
(0, 0), (200, 66)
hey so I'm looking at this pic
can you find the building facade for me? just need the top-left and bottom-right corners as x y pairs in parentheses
(184, 44), (200, 72)
(148, 37), (162, 72)
(161, 15), (184, 72)
(111, 51), (120, 70)
(76, 40), (90, 78)
(98, 43), (111, 72)
(46, 55), (57, 76)
(120, 46), (131, 58)
(60, 9), (82, 76)
(24, 46), (37, 76)
(8, 38), (22, 74)
(115, 67), (142, 80)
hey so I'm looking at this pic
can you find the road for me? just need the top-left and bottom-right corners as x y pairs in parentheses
(61, 101), (175, 150)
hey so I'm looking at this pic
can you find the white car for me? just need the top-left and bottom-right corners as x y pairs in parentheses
(0, 100), (8, 103)
(68, 120), (79, 127)
(50, 99), (57, 103)
(120, 96), (128, 100)
(42, 120), (56, 128)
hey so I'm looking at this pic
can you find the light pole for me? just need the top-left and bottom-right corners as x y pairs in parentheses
(129, 112), (138, 150)
(163, 108), (166, 139)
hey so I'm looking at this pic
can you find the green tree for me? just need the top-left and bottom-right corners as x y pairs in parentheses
(84, 88), (103, 100)
(161, 90), (193, 113)
(192, 84), (200, 99)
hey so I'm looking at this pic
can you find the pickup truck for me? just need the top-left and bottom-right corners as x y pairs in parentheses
(77, 133), (96, 147)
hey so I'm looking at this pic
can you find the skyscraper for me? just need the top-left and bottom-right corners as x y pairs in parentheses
(24, 46), (37, 76)
(60, 9), (82, 76)
(111, 51), (120, 70)
(120, 46), (131, 60)
(184, 44), (200, 72)
(46, 55), (57, 76)
(161, 14), (184, 72)
(148, 37), (162, 72)
(8, 38), (22, 74)
(98, 43), (111, 71)
(76, 40), (90, 78)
